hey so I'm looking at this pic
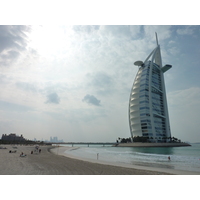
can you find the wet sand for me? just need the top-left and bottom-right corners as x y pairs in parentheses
(51, 146), (200, 175)
(0, 145), (198, 175)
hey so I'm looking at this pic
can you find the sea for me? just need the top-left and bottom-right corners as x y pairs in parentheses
(60, 143), (200, 173)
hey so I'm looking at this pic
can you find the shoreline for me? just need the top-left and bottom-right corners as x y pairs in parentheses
(0, 144), (199, 175)
(0, 145), (171, 175)
(114, 142), (191, 147)
(51, 146), (200, 175)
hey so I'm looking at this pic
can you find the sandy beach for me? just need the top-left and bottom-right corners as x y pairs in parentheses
(0, 145), (199, 175)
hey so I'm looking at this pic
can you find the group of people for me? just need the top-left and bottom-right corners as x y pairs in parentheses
(9, 150), (17, 153)
(31, 148), (41, 154)
(20, 146), (41, 157)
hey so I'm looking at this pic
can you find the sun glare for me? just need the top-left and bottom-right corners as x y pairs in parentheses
(28, 25), (73, 58)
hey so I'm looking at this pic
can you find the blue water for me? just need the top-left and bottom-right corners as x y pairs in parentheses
(61, 143), (200, 173)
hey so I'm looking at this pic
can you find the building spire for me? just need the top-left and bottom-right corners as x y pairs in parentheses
(155, 32), (159, 46)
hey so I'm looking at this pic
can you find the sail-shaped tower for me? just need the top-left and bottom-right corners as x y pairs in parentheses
(129, 34), (172, 143)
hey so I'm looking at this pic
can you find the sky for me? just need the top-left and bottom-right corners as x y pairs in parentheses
(0, 25), (200, 143)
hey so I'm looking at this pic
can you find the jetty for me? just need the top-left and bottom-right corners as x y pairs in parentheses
(114, 142), (191, 147)
(49, 142), (191, 148)
(50, 142), (115, 147)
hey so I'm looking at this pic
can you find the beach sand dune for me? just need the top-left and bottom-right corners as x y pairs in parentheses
(0, 145), (172, 175)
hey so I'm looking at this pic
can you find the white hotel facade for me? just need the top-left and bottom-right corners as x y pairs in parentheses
(129, 35), (172, 143)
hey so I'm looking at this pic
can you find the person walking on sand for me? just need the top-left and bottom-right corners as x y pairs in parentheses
(168, 156), (170, 161)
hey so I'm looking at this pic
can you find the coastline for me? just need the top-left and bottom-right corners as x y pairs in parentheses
(51, 146), (200, 175)
(0, 144), (198, 175)
(0, 145), (170, 175)
(114, 142), (191, 147)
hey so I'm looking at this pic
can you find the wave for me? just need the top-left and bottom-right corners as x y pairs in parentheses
(62, 145), (200, 173)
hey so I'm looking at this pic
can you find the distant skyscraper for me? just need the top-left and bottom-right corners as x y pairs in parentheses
(129, 34), (172, 143)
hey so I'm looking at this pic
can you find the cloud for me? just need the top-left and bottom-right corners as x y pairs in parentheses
(0, 74), (9, 84)
(45, 92), (60, 104)
(99, 25), (140, 39)
(176, 26), (194, 35)
(167, 87), (200, 142)
(168, 87), (200, 108)
(0, 100), (33, 112)
(82, 94), (101, 106)
(16, 81), (37, 93)
(73, 25), (100, 34)
(0, 25), (31, 67)
(72, 25), (140, 41)
(143, 25), (172, 44)
(86, 72), (114, 95)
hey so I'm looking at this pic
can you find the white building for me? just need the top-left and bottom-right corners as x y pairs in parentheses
(129, 34), (172, 143)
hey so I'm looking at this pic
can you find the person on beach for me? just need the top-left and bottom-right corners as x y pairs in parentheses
(20, 152), (26, 157)
(168, 156), (170, 161)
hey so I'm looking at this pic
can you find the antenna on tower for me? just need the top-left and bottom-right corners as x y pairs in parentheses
(155, 32), (159, 46)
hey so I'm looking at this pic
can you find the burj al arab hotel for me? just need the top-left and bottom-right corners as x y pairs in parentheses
(129, 34), (172, 143)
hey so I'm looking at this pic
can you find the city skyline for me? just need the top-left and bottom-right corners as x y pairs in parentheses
(0, 25), (200, 143)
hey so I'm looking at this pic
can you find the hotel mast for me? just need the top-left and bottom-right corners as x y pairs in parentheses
(129, 33), (172, 143)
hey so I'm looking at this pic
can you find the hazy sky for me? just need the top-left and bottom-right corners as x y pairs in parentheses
(0, 25), (200, 143)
